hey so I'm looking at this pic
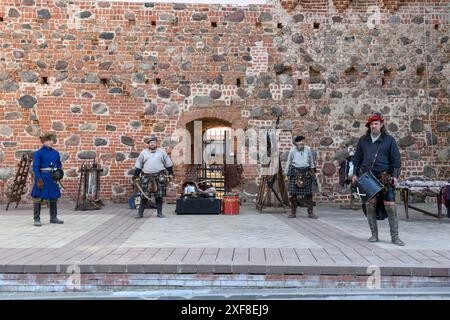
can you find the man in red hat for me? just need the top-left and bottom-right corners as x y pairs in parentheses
(352, 113), (404, 246)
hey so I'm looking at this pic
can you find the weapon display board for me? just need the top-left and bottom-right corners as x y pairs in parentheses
(75, 159), (104, 211)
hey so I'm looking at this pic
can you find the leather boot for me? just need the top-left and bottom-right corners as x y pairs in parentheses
(135, 197), (147, 219)
(307, 195), (317, 219)
(156, 197), (165, 218)
(385, 204), (405, 246)
(367, 203), (378, 242)
(288, 196), (297, 218)
(33, 201), (42, 226)
(49, 201), (64, 224)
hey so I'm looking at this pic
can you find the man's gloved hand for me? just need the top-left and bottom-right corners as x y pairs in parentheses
(132, 168), (142, 182)
(36, 179), (44, 189)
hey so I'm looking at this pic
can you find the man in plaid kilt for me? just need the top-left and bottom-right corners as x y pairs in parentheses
(132, 135), (174, 219)
(285, 136), (317, 219)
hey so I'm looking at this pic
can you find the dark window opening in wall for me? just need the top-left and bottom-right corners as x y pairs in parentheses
(236, 78), (241, 87)
(297, 79), (303, 86)
(211, 21), (217, 28)
(155, 78), (161, 85)
(416, 66), (425, 77)
(255, 21), (262, 28)
(313, 22), (320, 29)
(382, 67), (391, 77)
(151, 20), (156, 26)
(345, 65), (357, 75)
(434, 24), (439, 30)
(100, 78), (108, 86)
(277, 23), (283, 29)
(145, 79), (149, 84)
(0, 17), (4, 22)
(381, 77), (386, 86)
(40, 76), (49, 85)
(309, 66), (321, 77)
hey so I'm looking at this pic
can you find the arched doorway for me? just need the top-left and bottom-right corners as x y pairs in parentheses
(185, 118), (233, 198)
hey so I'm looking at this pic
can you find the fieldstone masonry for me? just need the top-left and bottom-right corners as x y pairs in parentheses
(0, 0), (448, 204)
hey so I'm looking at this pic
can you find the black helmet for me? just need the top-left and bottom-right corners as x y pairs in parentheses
(51, 169), (64, 181)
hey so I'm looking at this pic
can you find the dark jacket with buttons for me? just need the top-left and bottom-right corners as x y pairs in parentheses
(353, 133), (401, 178)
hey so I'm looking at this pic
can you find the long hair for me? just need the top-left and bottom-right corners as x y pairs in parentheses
(365, 123), (388, 137)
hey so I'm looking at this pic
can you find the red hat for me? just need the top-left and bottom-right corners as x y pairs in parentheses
(365, 114), (384, 128)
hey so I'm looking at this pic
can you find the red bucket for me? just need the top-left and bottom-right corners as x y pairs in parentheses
(222, 194), (240, 215)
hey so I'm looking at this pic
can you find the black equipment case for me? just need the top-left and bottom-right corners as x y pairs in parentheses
(175, 197), (222, 214)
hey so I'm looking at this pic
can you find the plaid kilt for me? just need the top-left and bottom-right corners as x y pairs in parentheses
(140, 173), (167, 198)
(288, 167), (313, 198)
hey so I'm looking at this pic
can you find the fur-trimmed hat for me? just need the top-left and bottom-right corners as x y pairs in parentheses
(294, 135), (305, 143)
(39, 132), (57, 143)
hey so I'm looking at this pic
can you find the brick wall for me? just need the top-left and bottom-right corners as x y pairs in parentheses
(0, 0), (448, 204)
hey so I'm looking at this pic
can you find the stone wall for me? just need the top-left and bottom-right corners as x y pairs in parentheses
(0, 0), (448, 204)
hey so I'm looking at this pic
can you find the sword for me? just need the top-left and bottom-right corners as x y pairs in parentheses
(58, 181), (66, 190)
(133, 179), (153, 201)
(352, 186), (367, 200)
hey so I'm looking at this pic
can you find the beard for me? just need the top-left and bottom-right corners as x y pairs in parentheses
(371, 128), (380, 136)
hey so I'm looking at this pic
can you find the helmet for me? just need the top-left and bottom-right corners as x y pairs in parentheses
(184, 185), (197, 194)
(51, 169), (64, 181)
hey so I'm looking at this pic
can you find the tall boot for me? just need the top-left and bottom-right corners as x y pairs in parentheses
(33, 201), (42, 227)
(385, 204), (405, 246)
(135, 197), (147, 219)
(367, 203), (378, 242)
(288, 196), (297, 218)
(307, 195), (317, 219)
(49, 201), (64, 224)
(155, 197), (165, 218)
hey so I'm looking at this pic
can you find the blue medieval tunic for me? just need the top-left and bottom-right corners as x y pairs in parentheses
(31, 146), (62, 200)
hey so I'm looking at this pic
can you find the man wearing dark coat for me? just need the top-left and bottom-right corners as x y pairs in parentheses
(31, 132), (64, 226)
(352, 113), (404, 246)
(132, 135), (174, 219)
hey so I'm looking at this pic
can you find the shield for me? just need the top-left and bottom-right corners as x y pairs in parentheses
(354, 171), (384, 203)
(51, 169), (64, 181)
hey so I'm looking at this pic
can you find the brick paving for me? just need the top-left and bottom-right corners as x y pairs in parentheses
(0, 202), (449, 278)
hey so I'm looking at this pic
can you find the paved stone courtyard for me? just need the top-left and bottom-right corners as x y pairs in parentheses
(0, 201), (449, 279)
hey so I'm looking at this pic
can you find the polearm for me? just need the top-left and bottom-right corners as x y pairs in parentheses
(266, 116), (287, 208)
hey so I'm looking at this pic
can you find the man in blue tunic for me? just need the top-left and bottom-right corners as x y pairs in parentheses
(31, 132), (64, 226)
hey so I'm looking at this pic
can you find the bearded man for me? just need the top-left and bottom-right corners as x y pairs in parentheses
(352, 113), (404, 246)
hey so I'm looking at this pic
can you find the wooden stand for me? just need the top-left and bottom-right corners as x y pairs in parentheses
(5, 153), (33, 210)
(75, 160), (104, 211)
(256, 162), (289, 212)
